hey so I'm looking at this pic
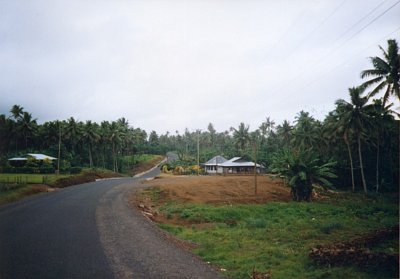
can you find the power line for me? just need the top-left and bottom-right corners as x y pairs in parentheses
(337, 0), (400, 49)
(295, 0), (348, 51)
(269, 0), (400, 95)
(333, 0), (389, 46)
(293, 26), (400, 95)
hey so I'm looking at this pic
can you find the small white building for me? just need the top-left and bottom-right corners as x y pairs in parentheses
(219, 157), (265, 174)
(8, 153), (57, 166)
(203, 155), (227, 174)
(203, 156), (265, 174)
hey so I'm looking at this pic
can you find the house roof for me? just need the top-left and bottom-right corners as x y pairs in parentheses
(219, 157), (264, 168)
(204, 155), (227, 166)
(8, 157), (28, 161)
(8, 153), (57, 161)
(27, 154), (57, 160)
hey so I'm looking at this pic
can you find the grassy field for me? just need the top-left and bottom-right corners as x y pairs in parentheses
(0, 184), (49, 205)
(0, 173), (69, 185)
(121, 154), (164, 175)
(136, 179), (399, 279)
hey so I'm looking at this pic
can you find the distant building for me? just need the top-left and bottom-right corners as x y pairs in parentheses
(8, 153), (57, 167)
(203, 155), (228, 174)
(203, 156), (265, 174)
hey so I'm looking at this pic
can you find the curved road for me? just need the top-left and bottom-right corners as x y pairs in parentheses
(0, 166), (222, 279)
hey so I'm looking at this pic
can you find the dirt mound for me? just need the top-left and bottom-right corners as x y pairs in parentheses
(142, 174), (291, 205)
(310, 226), (399, 273)
(54, 170), (122, 188)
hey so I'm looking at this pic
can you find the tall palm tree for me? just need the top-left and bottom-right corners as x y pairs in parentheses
(361, 39), (400, 104)
(109, 121), (125, 172)
(331, 101), (356, 192)
(81, 121), (100, 168)
(336, 86), (372, 193)
(19, 112), (37, 150)
(64, 117), (81, 155)
(369, 99), (397, 192)
(276, 120), (292, 149)
(291, 111), (320, 150)
(10, 105), (24, 121)
(231, 123), (250, 156)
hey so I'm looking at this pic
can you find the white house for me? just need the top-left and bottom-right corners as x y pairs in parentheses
(219, 157), (264, 174)
(203, 156), (265, 174)
(203, 155), (227, 174)
(8, 153), (57, 166)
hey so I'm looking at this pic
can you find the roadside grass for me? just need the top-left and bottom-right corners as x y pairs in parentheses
(0, 168), (122, 204)
(0, 184), (48, 205)
(153, 193), (399, 279)
(0, 173), (68, 185)
(121, 154), (164, 175)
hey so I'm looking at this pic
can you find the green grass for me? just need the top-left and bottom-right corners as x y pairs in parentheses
(0, 173), (69, 185)
(121, 154), (162, 165)
(156, 194), (398, 279)
(0, 184), (46, 204)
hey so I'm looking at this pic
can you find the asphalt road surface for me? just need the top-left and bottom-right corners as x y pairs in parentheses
(0, 165), (222, 279)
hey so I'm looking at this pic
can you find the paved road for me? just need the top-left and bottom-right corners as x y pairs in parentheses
(0, 166), (222, 279)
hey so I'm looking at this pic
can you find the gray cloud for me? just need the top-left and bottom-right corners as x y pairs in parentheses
(1, 0), (399, 133)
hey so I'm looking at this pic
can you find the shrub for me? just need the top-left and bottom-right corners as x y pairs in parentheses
(70, 167), (82, 174)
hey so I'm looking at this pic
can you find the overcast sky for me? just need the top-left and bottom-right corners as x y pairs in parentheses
(1, 0), (399, 134)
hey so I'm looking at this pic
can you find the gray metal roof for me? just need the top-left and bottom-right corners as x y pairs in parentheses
(219, 157), (264, 168)
(204, 155), (227, 166)
(8, 154), (57, 161)
(27, 154), (57, 160)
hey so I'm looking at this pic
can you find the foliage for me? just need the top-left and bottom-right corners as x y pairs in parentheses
(271, 149), (337, 201)
(0, 39), (398, 190)
(156, 193), (398, 279)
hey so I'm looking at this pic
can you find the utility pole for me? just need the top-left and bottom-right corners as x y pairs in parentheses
(197, 129), (200, 175)
(57, 123), (61, 175)
(253, 142), (258, 196)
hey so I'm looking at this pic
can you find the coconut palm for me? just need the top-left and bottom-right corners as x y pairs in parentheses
(291, 111), (320, 150)
(361, 39), (400, 104)
(10, 105), (24, 121)
(64, 117), (82, 155)
(326, 103), (356, 192)
(335, 86), (372, 193)
(276, 120), (292, 149)
(231, 122), (250, 156)
(19, 112), (37, 150)
(81, 121), (100, 168)
(368, 99), (397, 192)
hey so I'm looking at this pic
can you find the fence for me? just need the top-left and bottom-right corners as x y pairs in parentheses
(0, 176), (50, 191)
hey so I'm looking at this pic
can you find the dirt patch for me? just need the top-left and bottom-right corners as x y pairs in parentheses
(53, 170), (123, 188)
(131, 174), (291, 226)
(309, 226), (399, 273)
(141, 174), (291, 205)
(129, 155), (164, 176)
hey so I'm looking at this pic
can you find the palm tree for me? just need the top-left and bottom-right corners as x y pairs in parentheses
(326, 106), (356, 192)
(10, 105), (24, 121)
(271, 148), (337, 201)
(369, 99), (397, 192)
(291, 111), (320, 150)
(276, 120), (292, 149)
(109, 121), (125, 172)
(19, 112), (37, 150)
(81, 121), (100, 168)
(335, 86), (372, 193)
(361, 39), (400, 104)
(231, 123), (250, 156)
(64, 117), (82, 155)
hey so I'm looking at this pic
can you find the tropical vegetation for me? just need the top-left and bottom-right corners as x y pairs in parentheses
(0, 39), (399, 194)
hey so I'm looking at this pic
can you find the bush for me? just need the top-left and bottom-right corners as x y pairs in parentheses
(39, 166), (55, 174)
(70, 167), (82, 174)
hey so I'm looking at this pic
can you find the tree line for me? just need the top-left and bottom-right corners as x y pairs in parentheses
(0, 39), (398, 193)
